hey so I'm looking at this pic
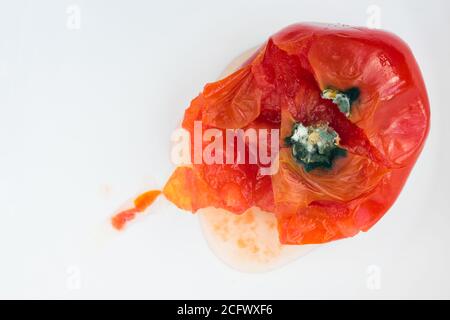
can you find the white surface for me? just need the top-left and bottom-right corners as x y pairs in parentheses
(0, 0), (449, 299)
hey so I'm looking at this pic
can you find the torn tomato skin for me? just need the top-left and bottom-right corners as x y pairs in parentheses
(113, 23), (430, 245)
(167, 23), (429, 245)
(270, 24), (429, 244)
(111, 208), (138, 231)
(111, 190), (161, 230)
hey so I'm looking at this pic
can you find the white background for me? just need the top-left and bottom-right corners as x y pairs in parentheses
(0, 0), (449, 299)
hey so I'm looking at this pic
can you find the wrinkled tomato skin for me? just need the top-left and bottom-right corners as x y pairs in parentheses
(163, 23), (430, 245)
(269, 24), (430, 244)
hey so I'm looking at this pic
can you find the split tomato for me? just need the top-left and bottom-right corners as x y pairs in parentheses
(116, 23), (430, 245)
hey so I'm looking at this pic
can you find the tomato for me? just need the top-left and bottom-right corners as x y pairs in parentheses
(114, 23), (430, 245)
(265, 24), (430, 244)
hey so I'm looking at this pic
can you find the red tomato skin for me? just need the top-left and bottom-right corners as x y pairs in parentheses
(270, 23), (430, 244)
(163, 23), (430, 245)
